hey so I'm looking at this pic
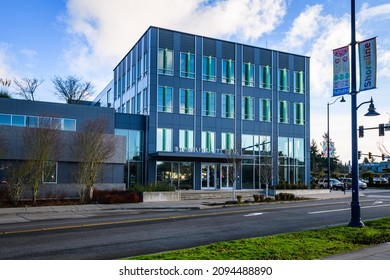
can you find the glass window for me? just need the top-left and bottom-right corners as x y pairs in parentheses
(143, 52), (149, 75)
(278, 68), (289, 91)
(131, 97), (135, 113)
(137, 92), (142, 114)
(242, 96), (254, 120)
(222, 59), (235, 84)
(158, 86), (173, 113)
(179, 162), (194, 190)
(158, 48), (174, 75)
(294, 71), (305, 94)
(26, 116), (39, 127)
(222, 94), (235, 118)
(142, 88), (148, 113)
(242, 62), (255, 87)
(221, 132), (235, 151)
(202, 56), (216, 81)
(131, 64), (136, 85)
(241, 134), (254, 155)
(129, 130), (143, 161)
(294, 138), (305, 164)
(180, 89), (195, 115)
(278, 100), (289, 124)
(156, 161), (172, 184)
(258, 135), (272, 157)
(202, 91), (216, 117)
(294, 102), (305, 125)
(137, 57), (142, 79)
(180, 52), (195, 78)
(179, 130), (194, 151)
(62, 119), (76, 131)
(12, 115), (25, 127)
(43, 161), (57, 183)
(260, 98), (271, 122)
(260, 65), (272, 89)
(157, 128), (172, 152)
(202, 131), (215, 153)
(0, 114), (11, 126)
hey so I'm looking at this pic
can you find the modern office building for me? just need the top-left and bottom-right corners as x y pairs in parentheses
(0, 98), (126, 198)
(97, 26), (311, 191)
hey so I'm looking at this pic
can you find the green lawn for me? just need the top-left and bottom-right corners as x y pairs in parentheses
(126, 217), (390, 260)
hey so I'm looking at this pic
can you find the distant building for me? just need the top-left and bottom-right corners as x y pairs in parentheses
(95, 26), (311, 190)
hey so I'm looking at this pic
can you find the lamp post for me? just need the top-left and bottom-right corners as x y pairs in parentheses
(349, 0), (380, 228)
(327, 96), (346, 189)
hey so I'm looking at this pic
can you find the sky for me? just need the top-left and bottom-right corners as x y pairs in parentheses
(1, 0), (390, 165)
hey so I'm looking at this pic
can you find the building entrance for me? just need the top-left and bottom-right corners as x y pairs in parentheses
(201, 164), (216, 189)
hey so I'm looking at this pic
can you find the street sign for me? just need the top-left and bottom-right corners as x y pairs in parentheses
(385, 124), (390, 131)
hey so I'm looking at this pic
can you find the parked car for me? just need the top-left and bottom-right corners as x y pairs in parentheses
(318, 178), (345, 191)
(339, 178), (367, 190)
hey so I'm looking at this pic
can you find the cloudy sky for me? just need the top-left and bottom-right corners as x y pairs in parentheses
(1, 0), (390, 164)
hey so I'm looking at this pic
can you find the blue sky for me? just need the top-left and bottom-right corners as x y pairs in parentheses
(1, 0), (390, 164)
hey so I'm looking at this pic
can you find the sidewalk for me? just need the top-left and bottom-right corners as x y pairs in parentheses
(0, 190), (389, 260)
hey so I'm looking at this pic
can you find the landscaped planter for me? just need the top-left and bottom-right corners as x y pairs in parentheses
(142, 191), (181, 202)
(261, 189), (330, 197)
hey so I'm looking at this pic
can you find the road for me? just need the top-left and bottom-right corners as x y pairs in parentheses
(0, 189), (389, 259)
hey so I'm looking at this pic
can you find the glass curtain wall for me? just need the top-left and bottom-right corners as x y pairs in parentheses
(115, 129), (143, 188)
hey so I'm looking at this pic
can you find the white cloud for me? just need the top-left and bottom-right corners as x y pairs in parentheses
(63, 0), (287, 92)
(281, 4), (323, 53)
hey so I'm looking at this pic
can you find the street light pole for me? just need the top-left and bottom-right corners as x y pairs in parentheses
(349, 0), (364, 227)
(327, 97), (345, 189)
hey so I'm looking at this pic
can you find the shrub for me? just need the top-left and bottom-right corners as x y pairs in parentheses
(236, 195), (242, 204)
(275, 192), (295, 201)
(253, 194), (265, 202)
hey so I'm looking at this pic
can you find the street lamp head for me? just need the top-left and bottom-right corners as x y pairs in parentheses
(364, 97), (380, 117)
(340, 96), (346, 103)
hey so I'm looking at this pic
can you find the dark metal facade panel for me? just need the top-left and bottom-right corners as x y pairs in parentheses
(222, 41), (235, 59)
(159, 29), (174, 49)
(243, 45), (255, 63)
(180, 33), (195, 53)
(203, 37), (217, 56)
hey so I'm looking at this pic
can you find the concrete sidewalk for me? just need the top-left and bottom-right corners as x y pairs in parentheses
(0, 190), (389, 260)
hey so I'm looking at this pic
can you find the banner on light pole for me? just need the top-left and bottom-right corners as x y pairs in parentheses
(333, 45), (350, 96)
(359, 37), (377, 92)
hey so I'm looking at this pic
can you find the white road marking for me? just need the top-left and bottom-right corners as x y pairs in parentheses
(244, 213), (263, 217)
(308, 204), (390, 214)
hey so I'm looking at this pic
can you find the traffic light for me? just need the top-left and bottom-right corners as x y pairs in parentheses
(379, 124), (385, 136)
(359, 126), (364, 138)
(382, 154), (385, 161)
(358, 151), (361, 159)
(368, 152), (372, 159)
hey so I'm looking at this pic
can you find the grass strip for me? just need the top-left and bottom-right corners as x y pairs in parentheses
(127, 217), (390, 260)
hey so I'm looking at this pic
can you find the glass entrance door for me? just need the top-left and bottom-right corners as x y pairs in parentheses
(220, 164), (235, 189)
(201, 164), (216, 189)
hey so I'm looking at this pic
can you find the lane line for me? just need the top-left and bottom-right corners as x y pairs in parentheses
(308, 203), (390, 214)
(244, 213), (263, 217)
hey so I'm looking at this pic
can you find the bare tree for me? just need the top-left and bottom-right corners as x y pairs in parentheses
(52, 75), (94, 104)
(258, 156), (273, 197)
(5, 162), (29, 206)
(13, 77), (43, 101)
(0, 78), (12, 98)
(74, 119), (117, 203)
(23, 117), (62, 204)
(224, 147), (241, 201)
